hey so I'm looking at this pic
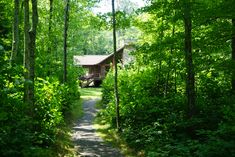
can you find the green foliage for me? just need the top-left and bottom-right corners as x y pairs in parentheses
(1, 0), (235, 156)
(101, 66), (235, 156)
(0, 0), (12, 49)
(0, 76), (79, 156)
(34, 78), (63, 141)
(0, 45), (80, 156)
(60, 81), (80, 122)
(99, 0), (235, 156)
(101, 67), (184, 149)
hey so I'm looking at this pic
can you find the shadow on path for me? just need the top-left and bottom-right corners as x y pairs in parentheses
(72, 98), (123, 157)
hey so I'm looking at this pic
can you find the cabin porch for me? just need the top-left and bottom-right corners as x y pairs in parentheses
(79, 64), (110, 87)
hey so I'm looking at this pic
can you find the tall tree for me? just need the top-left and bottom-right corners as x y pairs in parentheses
(46, 0), (53, 76)
(183, 0), (196, 118)
(11, 0), (20, 63)
(112, 0), (121, 131)
(63, 0), (69, 83)
(232, 18), (235, 93)
(24, 0), (38, 106)
(48, 0), (53, 54)
(48, 0), (53, 46)
(24, 0), (30, 104)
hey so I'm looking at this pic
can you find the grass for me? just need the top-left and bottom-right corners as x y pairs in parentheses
(70, 99), (84, 123)
(64, 87), (103, 156)
(58, 97), (84, 157)
(79, 87), (102, 99)
(63, 91), (85, 157)
(94, 108), (145, 157)
(69, 87), (102, 122)
(67, 87), (142, 156)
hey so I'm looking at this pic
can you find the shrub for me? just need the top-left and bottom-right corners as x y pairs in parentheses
(100, 65), (235, 156)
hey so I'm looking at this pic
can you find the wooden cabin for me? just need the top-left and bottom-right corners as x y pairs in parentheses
(74, 47), (125, 87)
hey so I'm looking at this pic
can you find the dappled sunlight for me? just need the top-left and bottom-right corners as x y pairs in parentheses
(94, 114), (144, 157)
(72, 98), (123, 156)
(2, 0), (235, 156)
(80, 87), (102, 99)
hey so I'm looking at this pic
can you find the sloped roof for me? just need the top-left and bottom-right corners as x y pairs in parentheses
(74, 47), (124, 66)
(74, 54), (111, 66)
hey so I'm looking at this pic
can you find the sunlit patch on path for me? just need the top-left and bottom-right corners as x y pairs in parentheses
(72, 98), (123, 157)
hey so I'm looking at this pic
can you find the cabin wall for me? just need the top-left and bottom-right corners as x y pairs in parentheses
(83, 65), (100, 77)
(81, 48), (125, 79)
(100, 64), (111, 78)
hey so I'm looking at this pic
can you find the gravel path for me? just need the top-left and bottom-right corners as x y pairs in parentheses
(72, 98), (123, 157)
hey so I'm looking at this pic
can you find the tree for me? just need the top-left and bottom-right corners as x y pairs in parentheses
(24, 0), (30, 104)
(48, 0), (53, 53)
(112, 0), (120, 131)
(45, 0), (54, 76)
(11, 0), (20, 63)
(183, 0), (196, 118)
(63, 0), (69, 83)
(24, 0), (38, 106)
(232, 19), (235, 93)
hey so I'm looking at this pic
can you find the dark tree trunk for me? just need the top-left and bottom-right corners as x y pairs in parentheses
(11, 0), (20, 63)
(29, 0), (38, 103)
(174, 69), (177, 93)
(63, 0), (69, 83)
(48, 0), (53, 54)
(24, 0), (30, 104)
(183, 0), (196, 118)
(46, 0), (53, 76)
(232, 19), (235, 93)
(24, 0), (38, 106)
(49, 0), (53, 41)
(112, 0), (120, 132)
(165, 24), (176, 96)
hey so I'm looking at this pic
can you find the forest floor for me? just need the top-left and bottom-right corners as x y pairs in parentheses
(71, 88), (123, 157)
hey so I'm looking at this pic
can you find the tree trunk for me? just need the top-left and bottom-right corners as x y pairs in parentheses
(11, 0), (20, 64)
(46, 0), (53, 76)
(232, 19), (235, 93)
(63, 0), (69, 83)
(48, 0), (53, 54)
(165, 24), (176, 96)
(24, 0), (38, 106)
(174, 69), (177, 93)
(112, 0), (121, 132)
(24, 0), (30, 104)
(48, 0), (53, 47)
(183, 0), (196, 118)
(29, 0), (38, 103)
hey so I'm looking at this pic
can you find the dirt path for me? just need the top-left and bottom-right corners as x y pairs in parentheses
(72, 98), (123, 157)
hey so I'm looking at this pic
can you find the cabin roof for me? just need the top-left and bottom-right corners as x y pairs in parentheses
(74, 54), (111, 66)
(74, 47), (124, 66)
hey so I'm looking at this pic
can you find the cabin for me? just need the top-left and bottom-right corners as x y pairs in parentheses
(74, 47), (126, 87)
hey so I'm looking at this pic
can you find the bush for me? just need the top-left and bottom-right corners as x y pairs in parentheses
(100, 65), (235, 157)
(0, 64), (79, 157)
